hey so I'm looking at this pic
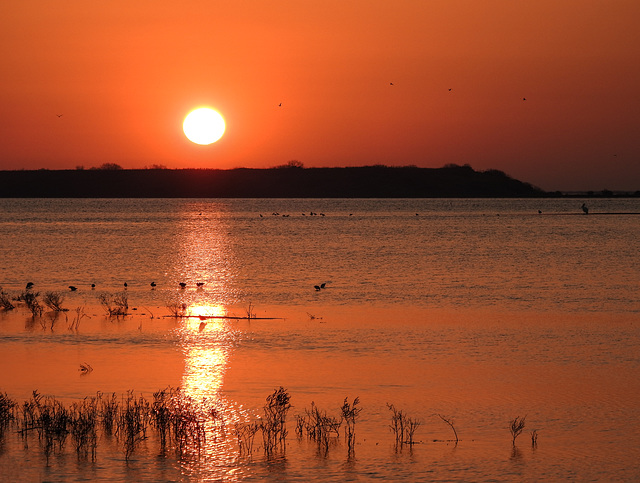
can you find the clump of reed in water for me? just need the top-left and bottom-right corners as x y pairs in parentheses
(150, 387), (214, 458)
(116, 390), (150, 460)
(98, 292), (129, 317)
(0, 288), (15, 310)
(43, 291), (68, 312)
(166, 301), (188, 317)
(68, 306), (89, 331)
(387, 403), (421, 449)
(233, 387), (293, 458)
(97, 391), (119, 434)
(341, 396), (362, 455)
(0, 391), (17, 439)
(261, 386), (292, 456)
(509, 415), (526, 446)
(169, 392), (207, 457)
(296, 401), (342, 455)
(19, 391), (71, 464)
(234, 421), (260, 456)
(69, 397), (98, 461)
(19, 289), (43, 317)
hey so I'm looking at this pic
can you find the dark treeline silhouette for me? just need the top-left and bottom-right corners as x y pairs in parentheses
(0, 165), (547, 198)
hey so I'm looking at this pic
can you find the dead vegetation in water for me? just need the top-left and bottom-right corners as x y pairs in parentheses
(166, 301), (188, 317)
(68, 306), (89, 331)
(296, 401), (342, 455)
(0, 391), (17, 440)
(19, 289), (43, 317)
(341, 396), (362, 455)
(43, 291), (68, 312)
(388, 403), (421, 448)
(531, 428), (539, 448)
(261, 386), (291, 456)
(435, 413), (459, 444)
(510, 415), (526, 446)
(0, 387), (541, 466)
(98, 292), (129, 317)
(0, 288), (15, 310)
(79, 362), (93, 375)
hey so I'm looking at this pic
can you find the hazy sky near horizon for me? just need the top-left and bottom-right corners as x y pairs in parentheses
(1, 1), (638, 191)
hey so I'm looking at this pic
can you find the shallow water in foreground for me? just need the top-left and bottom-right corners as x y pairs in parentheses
(0, 198), (639, 481)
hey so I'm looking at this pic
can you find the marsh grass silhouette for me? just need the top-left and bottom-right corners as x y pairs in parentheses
(69, 397), (98, 460)
(0, 392), (16, 440)
(388, 403), (421, 448)
(20, 289), (43, 317)
(98, 392), (119, 434)
(261, 387), (291, 456)
(234, 421), (260, 456)
(509, 416), (526, 446)
(0, 388), (541, 469)
(116, 391), (150, 460)
(168, 392), (207, 458)
(296, 402), (342, 455)
(0, 288), (14, 310)
(43, 291), (68, 312)
(98, 292), (129, 317)
(245, 302), (256, 320)
(341, 397), (362, 454)
(166, 301), (188, 318)
(68, 306), (89, 331)
(19, 391), (70, 464)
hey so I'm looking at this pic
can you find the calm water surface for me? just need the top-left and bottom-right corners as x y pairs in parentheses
(0, 198), (639, 481)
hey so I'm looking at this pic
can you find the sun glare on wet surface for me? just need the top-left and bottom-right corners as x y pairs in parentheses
(183, 107), (226, 145)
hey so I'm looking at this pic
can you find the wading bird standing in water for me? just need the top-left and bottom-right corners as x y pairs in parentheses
(581, 203), (589, 215)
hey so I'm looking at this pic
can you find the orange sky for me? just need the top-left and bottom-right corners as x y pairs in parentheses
(1, 0), (639, 191)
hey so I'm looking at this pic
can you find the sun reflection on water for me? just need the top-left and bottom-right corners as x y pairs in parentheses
(173, 303), (254, 478)
(170, 206), (254, 477)
(170, 206), (241, 306)
(178, 304), (228, 401)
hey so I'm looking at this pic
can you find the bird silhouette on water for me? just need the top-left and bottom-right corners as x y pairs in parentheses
(26, 282), (34, 290)
(581, 203), (589, 215)
(179, 282), (187, 289)
(69, 286), (77, 291)
(150, 282), (156, 289)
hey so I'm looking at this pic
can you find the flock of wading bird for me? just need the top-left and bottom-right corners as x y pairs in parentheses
(20, 279), (332, 295)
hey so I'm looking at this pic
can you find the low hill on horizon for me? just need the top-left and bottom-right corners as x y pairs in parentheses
(0, 165), (546, 198)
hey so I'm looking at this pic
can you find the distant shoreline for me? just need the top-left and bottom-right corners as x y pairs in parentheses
(0, 166), (637, 198)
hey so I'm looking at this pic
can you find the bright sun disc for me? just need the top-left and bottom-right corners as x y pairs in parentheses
(183, 108), (225, 145)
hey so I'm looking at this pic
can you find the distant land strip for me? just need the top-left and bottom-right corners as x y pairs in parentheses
(0, 165), (637, 198)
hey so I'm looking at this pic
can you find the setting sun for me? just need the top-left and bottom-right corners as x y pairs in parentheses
(183, 107), (226, 145)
